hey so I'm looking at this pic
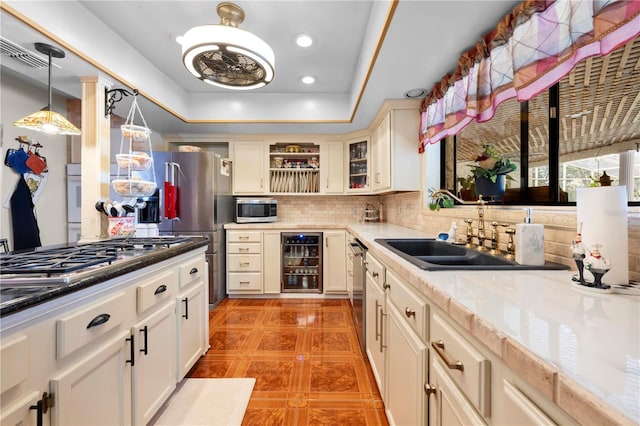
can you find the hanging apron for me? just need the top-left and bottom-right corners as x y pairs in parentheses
(10, 175), (41, 251)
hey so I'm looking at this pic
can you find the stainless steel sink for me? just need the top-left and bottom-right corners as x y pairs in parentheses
(374, 238), (569, 271)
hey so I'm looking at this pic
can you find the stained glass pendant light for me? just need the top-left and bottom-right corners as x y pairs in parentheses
(14, 43), (81, 136)
(181, 2), (275, 90)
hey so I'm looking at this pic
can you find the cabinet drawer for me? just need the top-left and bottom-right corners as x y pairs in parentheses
(56, 291), (127, 359)
(228, 243), (261, 254)
(179, 257), (206, 288)
(365, 252), (385, 287)
(137, 269), (177, 313)
(228, 254), (262, 272)
(431, 312), (491, 417)
(502, 380), (556, 425)
(0, 335), (30, 393)
(228, 231), (262, 243)
(386, 269), (429, 341)
(228, 273), (262, 291)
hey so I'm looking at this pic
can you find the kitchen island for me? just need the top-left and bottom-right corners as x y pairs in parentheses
(0, 237), (210, 425)
(226, 222), (639, 425)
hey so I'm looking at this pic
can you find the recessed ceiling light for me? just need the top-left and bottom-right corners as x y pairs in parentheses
(404, 88), (427, 98)
(295, 34), (314, 48)
(301, 75), (316, 85)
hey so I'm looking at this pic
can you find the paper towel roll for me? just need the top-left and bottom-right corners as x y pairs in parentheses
(576, 186), (628, 285)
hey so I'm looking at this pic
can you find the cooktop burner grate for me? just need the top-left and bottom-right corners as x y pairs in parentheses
(0, 237), (192, 276)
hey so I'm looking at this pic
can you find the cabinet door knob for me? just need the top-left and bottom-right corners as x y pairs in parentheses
(424, 383), (437, 398)
(431, 340), (464, 371)
(404, 308), (416, 318)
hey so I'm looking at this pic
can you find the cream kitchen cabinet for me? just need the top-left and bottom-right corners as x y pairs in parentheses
(370, 108), (421, 193)
(263, 231), (282, 293)
(0, 248), (207, 426)
(384, 269), (429, 426)
(176, 256), (208, 379)
(232, 140), (266, 194)
(364, 251), (387, 398)
(322, 231), (347, 294)
(227, 230), (263, 294)
(345, 233), (355, 301)
(320, 142), (344, 194)
(50, 330), (133, 426)
(132, 293), (176, 425)
(429, 354), (488, 426)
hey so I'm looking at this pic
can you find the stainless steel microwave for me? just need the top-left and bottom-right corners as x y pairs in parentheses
(234, 198), (278, 223)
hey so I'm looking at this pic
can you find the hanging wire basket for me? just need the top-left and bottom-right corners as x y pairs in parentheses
(112, 95), (157, 197)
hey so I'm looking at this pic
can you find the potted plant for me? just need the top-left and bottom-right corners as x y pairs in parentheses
(469, 144), (517, 200)
(456, 175), (477, 201)
(428, 188), (454, 211)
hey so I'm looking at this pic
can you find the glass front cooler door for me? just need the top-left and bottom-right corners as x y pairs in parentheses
(281, 232), (322, 293)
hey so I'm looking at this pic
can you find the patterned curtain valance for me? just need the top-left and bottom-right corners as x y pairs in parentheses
(419, 0), (640, 151)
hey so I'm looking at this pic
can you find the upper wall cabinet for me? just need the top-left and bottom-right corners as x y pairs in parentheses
(320, 142), (344, 194)
(371, 108), (421, 193)
(232, 140), (266, 194)
(346, 138), (370, 193)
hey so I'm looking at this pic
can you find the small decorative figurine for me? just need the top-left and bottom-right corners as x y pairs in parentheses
(570, 223), (589, 285)
(583, 243), (612, 289)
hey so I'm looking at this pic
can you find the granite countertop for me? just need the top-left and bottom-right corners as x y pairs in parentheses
(348, 223), (639, 425)
(226, 221), (639, 424)
(0, 237), (209, 317)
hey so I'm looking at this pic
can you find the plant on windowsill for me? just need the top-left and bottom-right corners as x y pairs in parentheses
(456, 175), (477, 201)
(428, 188), (454, 211)
(469, 144), (517, 200)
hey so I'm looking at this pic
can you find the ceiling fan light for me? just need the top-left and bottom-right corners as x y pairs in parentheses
(14, 106), (81, 136)
(181, 3), (275, 90)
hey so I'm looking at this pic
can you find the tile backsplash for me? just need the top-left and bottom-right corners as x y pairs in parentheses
(273, 192), (639, 281)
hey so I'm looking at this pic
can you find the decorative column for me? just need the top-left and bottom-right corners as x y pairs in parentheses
(79, 76), (112, 242)
(619, 150), (637, 201)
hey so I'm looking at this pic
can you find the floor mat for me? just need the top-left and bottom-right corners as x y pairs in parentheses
(149, 378), (256, 426)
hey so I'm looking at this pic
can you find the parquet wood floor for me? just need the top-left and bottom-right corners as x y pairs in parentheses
(187, 298), (389, 426)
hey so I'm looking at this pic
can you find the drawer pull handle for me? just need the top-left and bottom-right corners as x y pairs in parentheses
(140, 325), (148, 355)
(189, 267), (198, 275)
(87, 313), (110, 329)
(239, 281), (250, 285)
(30, 392), (54, 426)
(239, 236), (249, 240)
(432, 340), (464, 371)
(240, 262), (250, 266)
(154, 284), (167, 295)
(126, 335), (135, 366)
(372, 271), (379, 278)
(182, 297), (189, 319)
(383, 283), (390, 290)
(424, 383), (437, 398)
(405, 308), (416, 318)
(239, 248), (250, 252)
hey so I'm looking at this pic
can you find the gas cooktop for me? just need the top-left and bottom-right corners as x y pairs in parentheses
(0, 237), (192, 284)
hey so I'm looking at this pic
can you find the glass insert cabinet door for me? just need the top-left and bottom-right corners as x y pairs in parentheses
(281, 233), (323, 293)
(348, 140), (368, 190)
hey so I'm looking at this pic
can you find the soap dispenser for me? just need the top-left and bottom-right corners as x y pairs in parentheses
(515, 208), (545, 266)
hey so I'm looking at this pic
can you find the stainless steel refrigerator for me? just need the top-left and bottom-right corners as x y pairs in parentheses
(138, 151), (233, 306)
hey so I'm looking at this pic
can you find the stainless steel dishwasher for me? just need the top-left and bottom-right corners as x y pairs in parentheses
(349, 238), (367, 353)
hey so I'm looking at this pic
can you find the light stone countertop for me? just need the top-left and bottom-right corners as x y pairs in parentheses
(225, 222), (639, 424)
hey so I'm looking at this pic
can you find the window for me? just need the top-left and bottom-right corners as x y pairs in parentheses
(436, 35), (640, 206)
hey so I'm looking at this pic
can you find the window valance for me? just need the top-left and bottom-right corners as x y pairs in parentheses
(419, 0), (640, 151)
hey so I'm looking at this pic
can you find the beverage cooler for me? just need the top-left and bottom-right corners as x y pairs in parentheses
(282, 232), (322, 293)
